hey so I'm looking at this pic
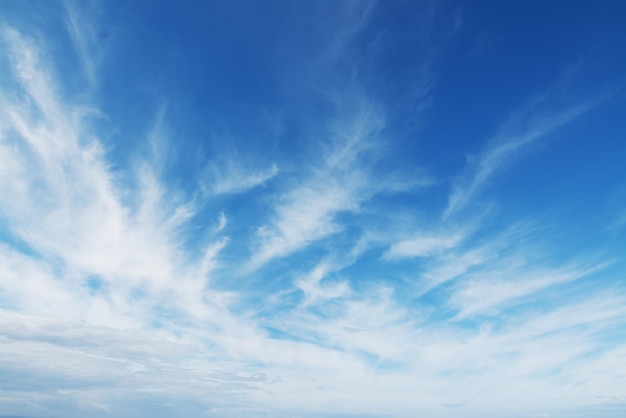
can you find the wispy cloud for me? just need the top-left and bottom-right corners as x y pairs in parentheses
(0, 29), (277, 417)
(246, 103), (386, 271)
(415, 220), (541, 291)
(1, 4), (625, 417)
(295, 260), (352, 307)
(202, 158), (279, 196)
(385, 231), (465, 259)
(64, 0), (109, 85)
(0, 27), (230, 330)
(445, 91), (602, 218)
(449, 261), (610, 319)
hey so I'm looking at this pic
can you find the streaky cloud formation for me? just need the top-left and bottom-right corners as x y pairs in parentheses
(63, 0), (108, 85)
(247, 103), (392, 271)
(0, 1), (625, 418)
(445, 93), (603, 219)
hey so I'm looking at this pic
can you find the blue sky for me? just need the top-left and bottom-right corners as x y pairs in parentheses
(0, 1), (625, 417)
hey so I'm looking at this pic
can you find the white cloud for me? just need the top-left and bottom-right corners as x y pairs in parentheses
(214, 211), (228, 233)
(245, 103), (387, 270)
(449, 262), (609, 319)
(385, 232), (465, 259)
(413, 221), (543, 293)
(203, 159), (279, 196)
(64, 0), (109, 85)
(295, 261), (351, 307)
(1, 18), (625, 418)
(0, 27), (234, 332)
(248, 178), (357, 270)
(445, 93), (601, 218)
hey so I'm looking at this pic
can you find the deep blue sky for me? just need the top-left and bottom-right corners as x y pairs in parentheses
(1, 1), (625, 417)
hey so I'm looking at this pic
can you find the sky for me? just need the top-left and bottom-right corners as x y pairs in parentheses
(0, 1), (625, 417)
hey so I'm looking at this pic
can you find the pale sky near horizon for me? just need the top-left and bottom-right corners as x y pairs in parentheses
(1, 1), (625, 417)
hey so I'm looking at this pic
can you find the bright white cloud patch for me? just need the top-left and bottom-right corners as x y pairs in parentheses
(204, 159), (279, 196)
(0, 2), (625, 418)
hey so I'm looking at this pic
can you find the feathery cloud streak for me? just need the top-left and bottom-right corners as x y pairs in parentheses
(1, 2), (625, 418)
(445, 94), (601, 218)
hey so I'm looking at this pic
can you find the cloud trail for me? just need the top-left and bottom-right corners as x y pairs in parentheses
(445, 94), (601, 218)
